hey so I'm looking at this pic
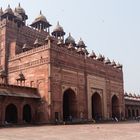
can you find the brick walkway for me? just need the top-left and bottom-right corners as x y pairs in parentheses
(0, 122), (140, 140)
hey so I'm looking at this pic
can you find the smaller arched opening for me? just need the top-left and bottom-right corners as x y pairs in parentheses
(132, 109), (135, 117)
(5, 104), (18, 124)
(91, 92), (102, 120)
(23, 104), (32, 123)
(128, 109), (131, 118)
(112, 95), (120, 119)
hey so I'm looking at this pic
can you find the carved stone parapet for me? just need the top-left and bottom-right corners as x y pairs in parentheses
(9, 57), (49, 73)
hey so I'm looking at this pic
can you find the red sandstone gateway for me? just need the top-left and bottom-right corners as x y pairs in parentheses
(0, 3), (133, 126)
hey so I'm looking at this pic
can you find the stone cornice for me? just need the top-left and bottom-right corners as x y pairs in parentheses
(0, 83), (37, 90)
(51, 44), (122, 72)
(8, 57), (49, 73)
(9, 45), (49, 61)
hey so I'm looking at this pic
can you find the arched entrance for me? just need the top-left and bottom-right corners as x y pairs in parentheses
(23, 104), (32, 123)
(92, 92), (102, 120)
(128, 109), (131, 118)
(5, 104), (17, 123)
(132, 109), (135, 117)
(112, 95), (120, 119)
(63, 89), (77, 121)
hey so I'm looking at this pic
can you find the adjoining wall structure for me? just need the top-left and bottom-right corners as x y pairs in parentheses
(0, 4), (125, 124)
(0, 84), (40, 125)
(124, 93), (140, 119)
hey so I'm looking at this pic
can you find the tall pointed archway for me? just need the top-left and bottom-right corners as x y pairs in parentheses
(63, 88), (77, 121)
(92, 92), (102, 120)
(5, 104), (18, 123)
(23, 104), (32, 123)
(112, 95), (120, 119)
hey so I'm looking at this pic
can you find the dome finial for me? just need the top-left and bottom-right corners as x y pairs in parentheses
(51, 21), (65, 37)
(77, 37), (86, 48)
(15, 3), (26, 15)
(40, 10), (42, 15)
(65, 33), (75, 46)
(57, 21), (59, 26)
(4, 4), (13, 15)
(0, 7), (3, 13)
(14, 7), (17, 12)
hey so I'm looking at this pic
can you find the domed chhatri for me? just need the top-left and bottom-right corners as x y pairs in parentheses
(116, 62), (123, 69)
(128, 93), (133, 97)
(16, 72), (26, 85)
(77, 38), (88, 55)
(14, 9), (22, 21)
(52, 21), (65, 38)
(15, 3), (28, 21)
(124, 92), (128, 96)
(0, 7), (3, 16)
(18, 72), (26, 80)
(77, 38), (86, 48)
(111, 60), (116, 67)
(97, 54), (104, 61)
(89, 50), (96, 59)
(13, 7), (26, 27)
(4, 5), (14, 15)
(0, 5), (16, 20)
(65, 33), (76, 46)
(31, 10), (51, 31)
(0, 4), (27, 24)
(15, 3), (25, 14)
(35, 11), (47, 22)
(104, 57), (111, 64)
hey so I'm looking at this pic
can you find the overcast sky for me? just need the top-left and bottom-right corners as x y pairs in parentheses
(1, 0), (140, 94)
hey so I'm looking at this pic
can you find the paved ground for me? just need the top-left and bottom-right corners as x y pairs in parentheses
(0, 122), (140, 140)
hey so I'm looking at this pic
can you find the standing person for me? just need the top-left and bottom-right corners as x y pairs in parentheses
(80, 112), (84, 121)
(69, 115), (72, 122)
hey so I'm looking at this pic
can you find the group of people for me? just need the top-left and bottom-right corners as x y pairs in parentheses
(55, 115), (73, 125)
(55, 112), (84, 124)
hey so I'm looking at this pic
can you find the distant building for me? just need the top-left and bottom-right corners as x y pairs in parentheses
(124, 93), (140, 119)
(0, 4), (126, 125)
